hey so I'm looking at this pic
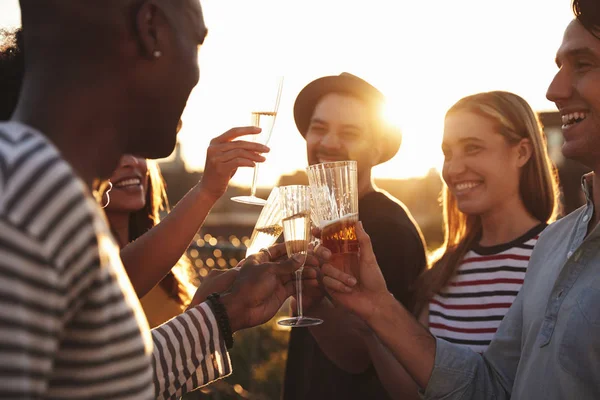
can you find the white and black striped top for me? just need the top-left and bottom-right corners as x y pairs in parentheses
(429, 224), (545, 353)
(0, 122), (231, 399)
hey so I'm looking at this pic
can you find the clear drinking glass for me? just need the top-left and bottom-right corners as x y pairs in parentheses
(231, 76), (284, 206)
(306, 161), (360, 277)
(277, 185), (323, 328)
(245, 187), (283, 257)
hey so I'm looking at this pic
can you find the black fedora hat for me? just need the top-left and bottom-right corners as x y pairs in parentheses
(293, 72), (402, 165)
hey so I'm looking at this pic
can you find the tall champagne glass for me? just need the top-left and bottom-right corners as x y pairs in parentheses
(277, 185), (323, 327)
(231, 76), (284, 206)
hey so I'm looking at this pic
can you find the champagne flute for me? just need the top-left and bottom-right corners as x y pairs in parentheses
(277, 185), (323, 328)
(231, 76), (284, 206)
(245, 187), (283, 257)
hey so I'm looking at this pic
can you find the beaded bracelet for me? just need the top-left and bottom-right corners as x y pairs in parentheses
(207, 293), (234, 349)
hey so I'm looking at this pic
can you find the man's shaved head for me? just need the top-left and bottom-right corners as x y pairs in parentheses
(19, 1), (166, 64)
(13, 0), (207, 179)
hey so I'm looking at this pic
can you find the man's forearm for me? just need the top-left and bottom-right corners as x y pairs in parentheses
(365, 292), (436, 389)
(367, 295), (516, 400)
(422, 290), (523, 399)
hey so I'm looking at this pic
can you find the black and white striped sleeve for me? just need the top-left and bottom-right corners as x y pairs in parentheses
(151, 302), (232, 399)
(0, 125), (157, 399)
(0, 219), (65, 398)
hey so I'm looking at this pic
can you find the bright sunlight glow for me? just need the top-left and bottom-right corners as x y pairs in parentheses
(0, 0), (574, 185)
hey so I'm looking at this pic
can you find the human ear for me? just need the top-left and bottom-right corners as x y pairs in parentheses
(133, 1), (169, 60)
(515, 138), (533, 168)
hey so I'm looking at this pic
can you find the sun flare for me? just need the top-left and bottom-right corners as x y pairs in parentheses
(0, 0), (573, 188)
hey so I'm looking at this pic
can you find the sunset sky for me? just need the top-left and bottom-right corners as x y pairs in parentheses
(0, 0), (574, 188)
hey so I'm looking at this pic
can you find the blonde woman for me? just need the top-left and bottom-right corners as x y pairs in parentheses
(413, 91), (560, 351)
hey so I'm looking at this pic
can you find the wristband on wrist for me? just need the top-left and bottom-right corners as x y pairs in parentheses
(206, 293), (234, 349)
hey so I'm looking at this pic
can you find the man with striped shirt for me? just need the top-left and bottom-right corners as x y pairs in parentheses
(0, 0), (303, 398)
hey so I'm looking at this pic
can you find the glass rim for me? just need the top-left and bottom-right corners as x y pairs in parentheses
(306, 160), (357, 171)
(279, 184), (310, 190)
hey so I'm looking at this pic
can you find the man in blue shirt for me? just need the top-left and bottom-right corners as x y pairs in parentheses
(317, 1), (600, 399)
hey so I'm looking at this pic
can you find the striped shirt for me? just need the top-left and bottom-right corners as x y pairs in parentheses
(429, 224), (545, 353)
(0, 122), (231, 399)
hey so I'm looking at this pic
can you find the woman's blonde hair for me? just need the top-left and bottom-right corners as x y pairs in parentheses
(413, 91), (560, 314)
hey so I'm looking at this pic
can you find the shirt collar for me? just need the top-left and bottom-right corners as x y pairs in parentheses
(581, 172), (595, 204)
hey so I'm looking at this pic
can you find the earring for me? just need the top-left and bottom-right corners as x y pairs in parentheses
(101, 181), (113, 209)
(153, 50), (162, 58)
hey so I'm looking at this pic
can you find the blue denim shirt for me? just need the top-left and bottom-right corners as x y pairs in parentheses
(423, 174), (600, 400)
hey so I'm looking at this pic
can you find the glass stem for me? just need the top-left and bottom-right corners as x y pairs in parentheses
(250, 164), (260, 197)
(295, 268), (303, 319)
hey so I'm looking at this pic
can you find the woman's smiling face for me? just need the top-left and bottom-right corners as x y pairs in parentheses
(442, 110), (523, 217)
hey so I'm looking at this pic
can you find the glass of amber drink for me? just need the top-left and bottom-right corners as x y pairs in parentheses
(306, 161), (359, 276)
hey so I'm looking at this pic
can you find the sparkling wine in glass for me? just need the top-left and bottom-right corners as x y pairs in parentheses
(245, 187), (283, 257)
(231, 76), (283, 206)
(277, 185), (323, 328)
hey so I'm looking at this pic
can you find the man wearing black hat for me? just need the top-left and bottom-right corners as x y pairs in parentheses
(282, 73), (427, 400)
